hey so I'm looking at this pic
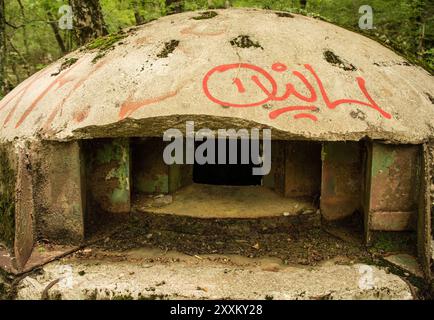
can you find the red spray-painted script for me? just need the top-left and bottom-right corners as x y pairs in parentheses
(202, 62), (391, 122)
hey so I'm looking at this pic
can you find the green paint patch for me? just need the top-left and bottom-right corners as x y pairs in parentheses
(136, 174), (169, 194)
(372, 148), (396, 176)
(111, 188), (129, 204)
(99, 139), (130, 204)
(0, 147), (15, 248)
(96, 139), (129, 164)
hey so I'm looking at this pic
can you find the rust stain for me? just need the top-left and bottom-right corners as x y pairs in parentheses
(134, 36), (150, 45)
(43, 60), (107, 130)
(0, 66), (52, 112)
(119, 90), (179, 119)
(73, 105), (91, 123)
(15, 60), (84, 129)
(180, 25), (226, 37)
(3, 71), (47, 126)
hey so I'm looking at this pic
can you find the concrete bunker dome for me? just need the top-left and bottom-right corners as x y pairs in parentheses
(0, 9), (433, 278)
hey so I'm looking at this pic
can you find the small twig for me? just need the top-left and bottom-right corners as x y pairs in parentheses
(41, 278), (61, 300)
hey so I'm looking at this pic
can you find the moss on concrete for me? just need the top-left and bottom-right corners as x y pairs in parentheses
(192, 11), (218, 20)
(371, 231), (416, 254)
(323, 50), (357, 71)
(51, 57), (79, 76)
(85, 31), (127, 63)
(230, 35), (263, 50)
(0, 147), (15, 248)
(157, 40), (179, 58)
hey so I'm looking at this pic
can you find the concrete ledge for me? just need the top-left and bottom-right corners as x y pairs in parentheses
(16, 249), (414, 300)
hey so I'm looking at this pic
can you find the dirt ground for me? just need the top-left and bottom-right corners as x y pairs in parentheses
(88, 211), (371, 266)
(0, 211), (429, 300)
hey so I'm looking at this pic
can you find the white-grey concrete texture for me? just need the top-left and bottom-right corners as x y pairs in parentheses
(0, 9), (433, 143)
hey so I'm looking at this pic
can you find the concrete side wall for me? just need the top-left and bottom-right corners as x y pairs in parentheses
(263, 141), (283, 192)
(33, 141), (85, 243)
(262, 141), (321, 198)
(284, 141), (322, 198)
(321, 142), (362, 221)
(14, 146), (35, 269)
(0, 143), (17, 250)
(368, 142), (420, 231)
(169, 164), (192, 193)
(132, 138), (169, 194)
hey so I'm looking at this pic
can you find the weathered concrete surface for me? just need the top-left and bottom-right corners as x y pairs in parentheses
(33, 141), (85, 243)
(0, 143), (17, 250)
(133, 184), (316, 218)
(384, 253), (423, 278)
(367, 143), (419, 231)
(132, 138), (169, 194)
(16, 249), (413, 300)
(14, 146), (35, 270)
(284, 141), (321, 198)
(0, 9), (433, 143)
(321, 142), (362, 220)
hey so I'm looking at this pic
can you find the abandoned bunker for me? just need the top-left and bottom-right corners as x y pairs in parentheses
(0, 9), (433, 281)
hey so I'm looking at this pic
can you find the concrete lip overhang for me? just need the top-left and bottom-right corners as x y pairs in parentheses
(0, 8), (433, 143)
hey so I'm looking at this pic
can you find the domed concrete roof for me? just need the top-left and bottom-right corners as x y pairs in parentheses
(0, 8), (433, 143)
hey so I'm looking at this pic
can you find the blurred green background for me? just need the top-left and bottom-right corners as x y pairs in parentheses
(1, 0), (433, 98)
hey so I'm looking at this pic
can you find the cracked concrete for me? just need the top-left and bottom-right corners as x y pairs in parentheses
(16, 248), (413, 300)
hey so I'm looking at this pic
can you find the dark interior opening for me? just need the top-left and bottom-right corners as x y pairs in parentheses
(193, 138), (263, 186)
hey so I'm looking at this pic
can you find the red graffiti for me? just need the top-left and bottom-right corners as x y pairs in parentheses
(202, 62), (392, 122)
(14, 59), (84, 128)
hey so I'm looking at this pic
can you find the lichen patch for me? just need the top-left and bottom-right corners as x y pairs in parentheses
(230, 35), (263, 50)
(51, 58), (79, 77)
(323, 50), (356, 71)
(191, 11), (218, 20)
(157, 40), (180, 58)
(275, 12), (294, 18)
(425, 92), (434, 104)
(85, 31), (128, 63)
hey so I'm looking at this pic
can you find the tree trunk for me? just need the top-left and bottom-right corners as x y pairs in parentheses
(165, 0), (183, 15)
(47, 11), (67, 54)
(16, 0), (31, 75)
(0, 0), (6, 97)
(300, 0), (307, 9)
(69, 0), (108, 46)
(132, 0), (144, 25)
